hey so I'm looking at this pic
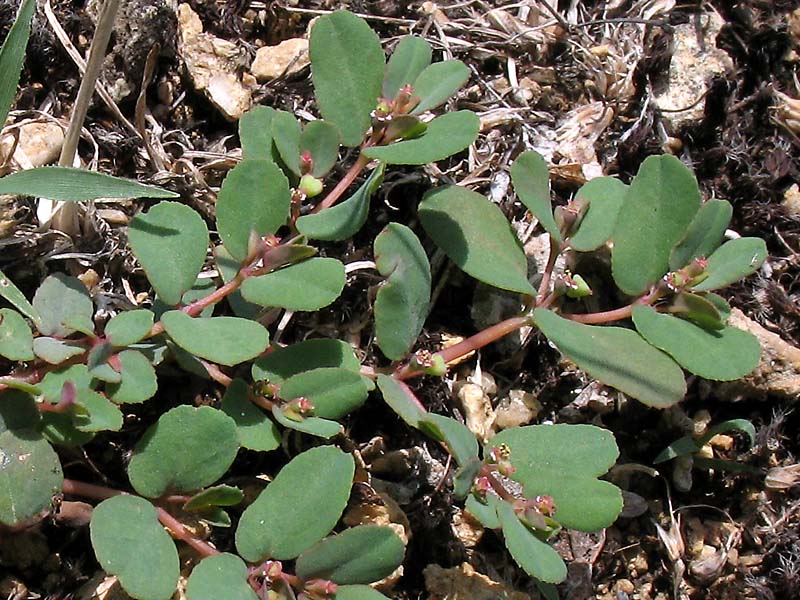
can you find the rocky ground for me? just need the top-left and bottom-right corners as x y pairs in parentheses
(1, 1), (800, 599)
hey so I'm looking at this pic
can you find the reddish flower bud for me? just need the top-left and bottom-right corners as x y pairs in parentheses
(300, 150), (314, 176)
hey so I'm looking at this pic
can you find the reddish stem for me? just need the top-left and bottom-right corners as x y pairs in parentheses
(62, 478), (122, 501)
(312, 153), (370, 213)
(156, 506), (218, 558)
(198, 359), (233, 387)
(561, 287), (662, 324)
(535, 236), (561, 305)
(479, 465), (518, 503)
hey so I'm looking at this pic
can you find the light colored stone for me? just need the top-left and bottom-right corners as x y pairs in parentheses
(424, 563), (530, 600)
(177, 3), (251, 120)
(494, 389), (541, 429)
(1, 121), (64, 167)
(76, 573), (133, 600)
(783, 183), (800, 217)
(251, 38), (309, 81)
(456, 382), (495, 443)
(451, 507), (484, 548)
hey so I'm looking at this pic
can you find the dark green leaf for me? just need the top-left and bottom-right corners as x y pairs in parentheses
(40, 413), (94, 446)
(32, 273), (94, 337)
(129, 202), (209, 306)
(300, 120), (340, 177)
(492, 424), (621, 532)
(419, 186), (534, 295)
(569, 177), (628, 252)
(271, 406), (342, 439)
(700, 292), (732, 322)
(699, 418), (756, 448)
(0, 391), (39, 433)
(670, 199), (733, 269)
(377, 374), (426, 428)
(653, 436), (700, 464)
(252, 338), (361, 384)
(409, 60), (469, 114)
(632, 305), (761, 380)
(186, 554), (257, 600)
(0, 309), (33, 360)
(0, 0), (35, 125)
(666, 292), (725, 330)
(33, 337), (85, 364)
(184, 485), (244, 511)
(236, 445), (355, 561)
(296, 164), (384, 241)
(374, 223), (431, 360)
(363, 111), (479, 165)
(0, 167), (177, 201)
(0, 429), (63, 526)
(105, 310), (154, 347)
(241, 258), (345, 311)
(296, 525), (404, 584)
(73, 389), (123, 432)
(534, 308), (686, 408)
(38, 364), (92, 402)
(106, 350), (158, 404)
(221, 379), (281, 452)
(420, 413), (478, 467)
(239, 106), (276, 161)
(272, 111), (302, 175)
(0, 268), (40, 325)
(334, 586), (391, 600)
(691, 237), (768, 292)
(162, 311), (269, 366)
(216, 159), (291, 261)
(279, 367), (368, 419)
(90, 495), (179, 600)
(454, 458), (482, 501)
(511, 150), (561, 243)
(128, 406), (239, 497)
(383, 35), (431, 98)
(612, 155), (701, 295)
(311, 11), (385, 147)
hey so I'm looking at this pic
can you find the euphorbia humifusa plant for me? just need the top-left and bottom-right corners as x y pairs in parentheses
(0, 7), (767, 598)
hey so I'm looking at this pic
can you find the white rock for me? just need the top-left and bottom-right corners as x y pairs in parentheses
(1, 121), (64, 167)
(251, 38), (309, 81)
(494, 389), (542, 429)
(456, 382), (495, 443)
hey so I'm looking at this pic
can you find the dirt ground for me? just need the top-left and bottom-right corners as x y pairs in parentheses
(1, 1), (800, 599)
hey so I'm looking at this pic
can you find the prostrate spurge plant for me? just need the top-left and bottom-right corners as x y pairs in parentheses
(0, 7), (767, 599)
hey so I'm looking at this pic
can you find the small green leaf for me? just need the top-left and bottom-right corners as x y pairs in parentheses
(253, 338), (361, 384)
(691, 237), (768, 291)
(301, 120), (341, 177)
(216, 159), (291, 261)
(0, 429), (63, 526)
(90, 495), (179, 600)
(363, 111), (479, 165)
(296, 525), (404, 584)
(221, 379), (281, 452)
(279, 367), (369, 419)
(272, 111), (302, 175)
(377, 374), (426, 428)
(410, 60), (470, 114)
(162, 311), (269, 366)
(0, 391), (40, 433)
(0, 268), (40, 326)
(241, 258), (345, 311)
(465, 493), (501, 529)
(106, 350), (158, 404)
(492, 424), (621, 532)
(239, 106), (276, 161)
(654, 419), (756, 464)
(421, 413), (478, 468)
(32, 273), (94, 337)
(271, 406), (342, 439)
(419, 186), (534, 295)
(653, 436), (700, 464)
(0, 0), (35, 126)
(236, 445), (355, 561)
(186, 554), (257, 600)
(700, 292), (732, 322)
(128, 406), (239, 497)
(88, 342), (123, 383)
(383, 35), (431, 99)
(33, 337), (85, 364)
(666, 292), (725, 330)
(0, 309), (33, 360)
(569, 177), (628, 252)
(374, 223), (431, 360)
(311, 11), (385, 147)
(184, 485), (244, 511)
(38, 364), (92, 402)
(73, 389), (123, 432)
(670, 199), (733, 269)
(632, 305), (761, 381)
(534, 308), (686, 408)
(296, 164), (384, 241)
(496, 499), (567, 584)
(612, 155), (701, 295)
(105, 310), (154, 347)
(129, 202), (209, 306)
(334, 586), (391, 600)
(40, 413), (94, 446)
(511, 150), (561, 243)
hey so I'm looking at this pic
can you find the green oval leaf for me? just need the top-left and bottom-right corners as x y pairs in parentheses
(670, 199), (733, 269)
(377, 374), (426, 428)
(631, 305), (761, 381)
(128, 405), (239, 497)
(271, 406), (343, 439)
(383, 35), (431, 99)
(301, 120), (341, 177)
(162, 311), (269, 366)
(279, 367), (369, 419)
(691, 237), (768, 292)
(665, 292), (725, 330)
(33, 337), (85, 364)
(32, 273), (94, 337)
(221, 379), (281, 452)
(410, 60), (470, 114)
(334, 586), (391, 600)
(241, 258), (345, 311)
(492, 424), (621, 532)
(184, 485), (244, 511)
(0, 0), (35, 127)
(74, 389), (123, 432)
(0, 268), (41, 326)
(129, 202), (209, 306)
(612, 155), (701, 295)
(511, 150), (561, 242)
(0, 167), (178, 201)
(105, 310), (154, 347)
(296, 525), (405, 584)
(569, 177), (628, 252)
(363, 111), (479, 165)
(533, 308), (686, 408)
(272, 111), (302, 175)
(419, 186), (534, 295)
(90, 495), (179, 600)
(374, 223), (431, 360)
(0, 309), (33, 360)
(465, 493), (501, 529)
(421, 413), (478, 468)
(106, 350), (158, 404)
(496, 498), (567, 584)
(186, 553), (257, 600)
(311, 11), (385, 147)
(239, 106), (276, 161)
(253, 338), (361, 384)
(216, 159), (291, 261)
(296, 164), (384, 241)
(0, 429), (63, 526)
(236, 445), (355, 561)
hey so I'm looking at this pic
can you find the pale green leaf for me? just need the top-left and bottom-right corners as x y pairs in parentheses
(383, 36), (431, 99)
(32, 273), (94, 337)
(105, 310), (154, 347)
(272, 111), (302, 175)
(184, 485), (244, 511)
(186, 554), (257, 600)
(106, 350), (158, 404)
(670, 199), (733, 269)
(377, 374), (426, 428)
(511, 150), (561, 242)
(279, 367), (369, 419)
(239, 106), (276, 161)
(271, 406), (342, 439)
(33, 337), (85, 364)
(0, 268), (40, 325)
(252, 338), (361, 384)
(410, 60), (470, 114)
(569, 177), (628, 252)
(241, 258), (345, 311)
(0, 308), (33, 360)
(300, 120), (341, 177)
(162, 311), (269, 366)
(220, 379), (280, 452)
(73, 389), (123, 432)
(691, 237), (768, 291)
(334, 586), (391, 600)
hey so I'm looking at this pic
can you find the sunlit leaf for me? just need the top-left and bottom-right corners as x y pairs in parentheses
(0, 268), (40, 326)
(32, 273), (94, 337)
(0, 0), (35, 126)
(409, 59), (470, 114)
(670, 199), (733, 269)
(300, 120), (341, 177)
(239, 105), (276, 161)
(252, 338), (361, 384)
(271, 406), (342, 439)
(105, 310), (154, 347)
(511, 150), (561, 243)
(691, 237), (768, 292)
(220, 379), (280, 452)
(383, 35), (431, 99)
(106, 350), (158, 404)
(241, 258), (345, 311)
(162, 311), (269, 366)
(279, 367), (369, 419)
(186, 554), (257, 600)
(569, 177), (628, 252)
(272, 110), (302, 175)
(0, 309), (34, 360)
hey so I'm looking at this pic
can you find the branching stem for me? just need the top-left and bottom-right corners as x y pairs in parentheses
(312, 153), (370, 213)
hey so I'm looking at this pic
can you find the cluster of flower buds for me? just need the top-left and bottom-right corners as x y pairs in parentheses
(554, 271), (592, 299)
(512, 494), (557, 532)
(662, 257), (709, 292)
(487, 444), (516, 477)
(410, 349), (447, 376)
(281, 396), (315, 422)
(300, 579), (338, 600)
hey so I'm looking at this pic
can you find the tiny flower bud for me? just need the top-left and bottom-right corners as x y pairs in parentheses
(300, 150), (314, 176)
(373, 98), (393, 118)
(298, 174), (324, 198)
(533, 494), (556, 516)
(489, 444), (512, 462)
(411, 350), (447, 376)
(473, 476), (492, 496)
(305, 579), (338, 599)
(496, 460), (516, 477)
